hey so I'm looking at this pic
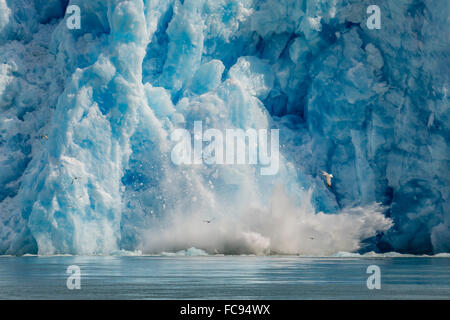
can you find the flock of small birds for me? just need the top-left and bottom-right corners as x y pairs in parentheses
(39, 133), (85, 205)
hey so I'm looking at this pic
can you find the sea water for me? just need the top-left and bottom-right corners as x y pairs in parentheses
(0, 256), (448, 300)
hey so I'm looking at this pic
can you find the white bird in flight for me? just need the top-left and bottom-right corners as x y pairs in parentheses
(321, 170), (333, 188)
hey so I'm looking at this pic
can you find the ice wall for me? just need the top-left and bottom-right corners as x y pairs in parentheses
(0, 0), (448, 255)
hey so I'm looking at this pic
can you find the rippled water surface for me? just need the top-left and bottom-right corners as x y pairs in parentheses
(0, 256), (449, 299)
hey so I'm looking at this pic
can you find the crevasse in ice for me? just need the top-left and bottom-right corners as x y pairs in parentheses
(0, 0), (448, 255)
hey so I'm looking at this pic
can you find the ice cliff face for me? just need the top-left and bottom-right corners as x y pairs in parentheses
(0, 0), (448, 255)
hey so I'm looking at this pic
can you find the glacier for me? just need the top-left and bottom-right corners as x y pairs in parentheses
(0, 0), (448, 255)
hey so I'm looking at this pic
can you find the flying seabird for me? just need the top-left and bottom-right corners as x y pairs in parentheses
(321, 170), (333, 188)
(203, 218), (215, 224)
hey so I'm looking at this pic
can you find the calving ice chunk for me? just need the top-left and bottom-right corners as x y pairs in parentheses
(170, 121), (280, 175)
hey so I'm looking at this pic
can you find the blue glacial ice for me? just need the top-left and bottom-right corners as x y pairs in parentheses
(0, 0), (448, 255)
